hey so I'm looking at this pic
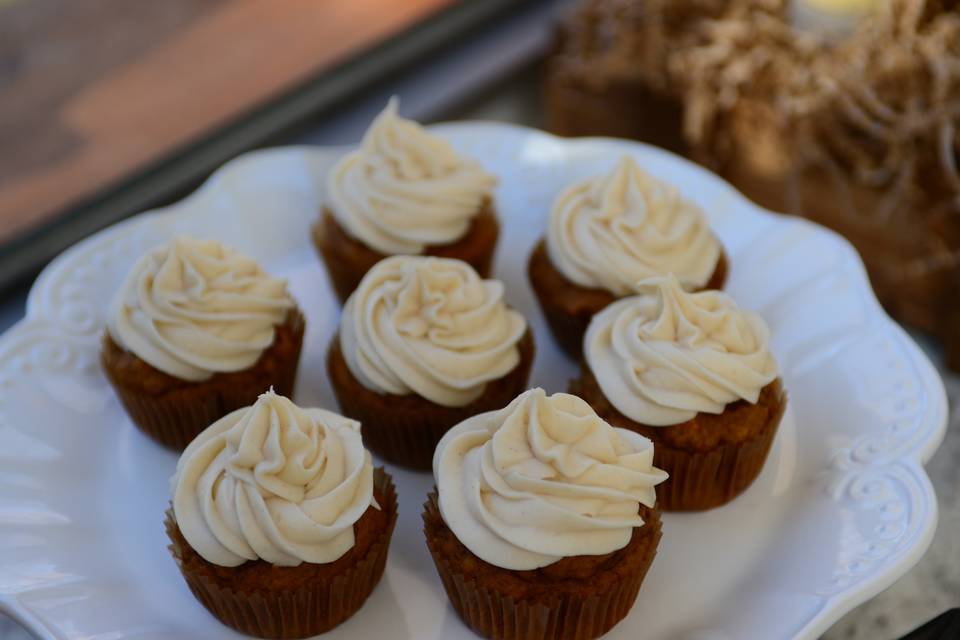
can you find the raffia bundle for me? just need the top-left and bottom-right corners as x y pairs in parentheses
(676, 0), (960, 202)
(546, 0), (960, 363)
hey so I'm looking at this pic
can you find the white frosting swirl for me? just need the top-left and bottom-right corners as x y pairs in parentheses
(172, 390), (377, 567)
(327, 97), (497, 255)
(108, 236), (293, 381)
(585, 274), (778, 426)
(340, 255), (527, 408)
(547, 156), (721, 295)
(434, 388), (667, 570)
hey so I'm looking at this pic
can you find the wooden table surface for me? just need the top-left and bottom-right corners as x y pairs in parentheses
(0, 0), (453, 245)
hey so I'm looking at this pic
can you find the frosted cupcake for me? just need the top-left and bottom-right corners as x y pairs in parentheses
(101, 236), (304, 450)
(314, 97), (499, 303)
(327, 255), (533, 470)
(528, 155), (727, 357)
(165, 390), (397, 639)
(424, 388), (667, 640)
(576, 274), (786, 511)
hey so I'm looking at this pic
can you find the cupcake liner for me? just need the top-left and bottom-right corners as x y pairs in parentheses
(650, 387), (786, 511)
(534, 295), (597, 362)
(422, 491), (660, 640)
(312, 203), (500, 305)
(312, 210), (384, 305)
(527, 239), (729, 360)
(165, 467), (397, 639)
(327, 329), (534, 471)
(526, 240), (614, 360)
(102, 309), (305, 451)
(332, 390), (454, 471)
(573, 369), (786, 512)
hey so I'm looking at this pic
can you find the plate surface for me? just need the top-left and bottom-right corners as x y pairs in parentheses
(0, 123), (947, 640)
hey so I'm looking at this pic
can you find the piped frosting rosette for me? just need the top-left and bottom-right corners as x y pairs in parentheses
(171, 390), (377, 567)
(327, 97), (497, 255)
(585, 273), (778, 426)
(434, 388), (667, 570)
(339, 255), (527, 407)
(547, 156), (721, 295)
(108, 236), (293, 381)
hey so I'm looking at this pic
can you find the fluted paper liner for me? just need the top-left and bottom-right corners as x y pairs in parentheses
(327, 329), (534, 471)
(574, 371), (787, 512)
(313, 204), (499, 304)
(102, 309), (305, 451)
(165, 467), (397, 639)
(422, 491), (661, 640)
(651, 401), (783, 511)
(527, 239), (728, 360)
(526, 239), (615, 360)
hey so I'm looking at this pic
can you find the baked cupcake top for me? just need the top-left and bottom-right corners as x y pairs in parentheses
(171, 389), (376, 567)
(547, 155), (721, 295)
(585, 274), (778, 426)
(327, 97), (497, 255)
(108, 236), (293, 381)
(434, 388), (667, 570)
(340, 255), (527, 407)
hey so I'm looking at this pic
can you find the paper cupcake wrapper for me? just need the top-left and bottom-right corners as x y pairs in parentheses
(422, 491), (660, 640)
(651, 390), (786, 511)
(335, 393), (456, 471)
(572, 367), (785, 512)
(104, 309), (304, 451)
(526, 240), (612, 360)
(165, 467), (397, 639)
(313, 205), (499, 305)
(312, 211), (383, 305)
(327, 330), (534, 471)
(530, 290), (597, 361)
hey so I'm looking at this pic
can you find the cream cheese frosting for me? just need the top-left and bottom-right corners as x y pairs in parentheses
(434, 388), (667, 570)
(546, 155), (721, 296)
(108, 236), (293, 382)
(326, 97), (497, 255)
(339, 255), (527, 408)
(585, 274), (778, 426)
(171, 390), (377, 567)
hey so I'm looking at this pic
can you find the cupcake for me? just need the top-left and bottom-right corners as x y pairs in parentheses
(328, 255), (533, 470)
(576, 274), (786, 511)
(314, 97), (499, 303)
(166, 390), (398, 639)
(424, 388), (668, 640)
(101, 236), (304, 450)
(528, 155), (727, 358)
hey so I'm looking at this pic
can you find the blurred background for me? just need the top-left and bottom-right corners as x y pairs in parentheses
(1, 1), (958, 638)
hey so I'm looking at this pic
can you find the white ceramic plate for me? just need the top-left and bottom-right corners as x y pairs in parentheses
(0, 123), (947, 640)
